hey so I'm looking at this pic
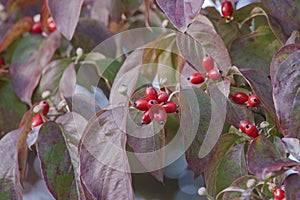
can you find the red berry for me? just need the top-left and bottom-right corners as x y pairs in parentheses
(47, 19), (57, 32)
(232, 92), (248, 105)
(150, 105), (167, 125)
(248, 94), (260, 107)
(188, 72), (205, 84)
(38, 100), (50, 115)
(31, 114), (44, 129)
(141, 110), (151, 124)
(0, 57), (5, 67)
(202, 56), (214, 72)
(239, 120), (259, 138)
(30, 22), (42, 33)
(274, 188), (285, 200)
(134, 98), (149, 111)
(207, 68), (222, 80)
(145, 86), (158, 100)
(148, 99), (158, 108)
(162, 102), (177, 113)
(221, 1), (234, 18)
(157, 92), (169, 103)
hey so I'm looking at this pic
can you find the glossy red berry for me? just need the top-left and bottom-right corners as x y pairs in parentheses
(134, 98), (149, 111)
(274, 188), (285, 200)
(47, 19), (57, 32)
(148, 99), (158, 108)
(150, 105), (167, 125)
(248, 94), (260, 107)
(202, 56), (214, 72)
(0, 57), (5, 67)
(188, 72), (205, 84)
(232, 92), (248, 105)
(157, 92), (169, 103)
(162, 102), (177, 113)
(141, 110), (151, 124)
(239, 120), (259, 138)
(207, 68), (222, 80)
(38, 100), (50, 115)
(145, 86), (158, 100)
(30, 22), (42, 33)
(31, 114), (44, 129)
(221, 1), (234, 18)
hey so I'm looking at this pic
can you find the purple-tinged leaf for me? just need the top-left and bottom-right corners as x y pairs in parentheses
(56, 112), (89, 200)
(79, 108), (133, 200)
(230, 26), (282, 75)
(273, 136), (286, 158)
(216, 143), (247, 194)
(216, 186), (246, 200)
(0, 130), (22, 199)
(6, 0), (42, 14)
(222, 175), (258, 200)
(239, 68), (276, 121)
(285, 30), (300, 45)
(270, 44), (300, 81)
(0, 16), (33, 53)
(180, 87), (213, 176)
(59, 63), (76, 98)
(261, 0), (300, 37)
(46, 0), (83, 40)
(285, 174), (300, 200)
(282, 138), (300, 161)
(199, 80), (230, 158)
(11, 32), (62, 105)
(226, 100), (254, 129)
(179, 15), (231, 74)
(37, 121), (78, 199)
(246, 136), (298, 180)
(156, 0), (204, 32)
(272, 50), (300, 138)
(204, 133), (242, 196)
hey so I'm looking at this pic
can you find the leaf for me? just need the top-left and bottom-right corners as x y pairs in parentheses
(59, 63), (76, 97)
(199, 80), (230, 158)
(46, 0), (83, 40)
(204, 133), (242, 196)
(272, 50), (300, 138)
(216, 143), (247, 194)
(285, 174), (300, 200)
(0, 16), (33, 53)
(216, 186), (246, 200)
(230, 25), (282, 75)
(37, 121), (78, 199)
(246, 136), (298, 180)
(261, 0), (300, 37)
(79, 108), (133, 200)
(11, 32), (62, 105)
(6, 0), (42, 14)
(178, 15), (231, 74)
(156, 0), (204, 32)
(239, 68), (276, 121)
(285, 30), (300, 45)
(26, 125), (41, 150)
(0, 77), (27, 134)
(56, 112), (89, 199)
(0, 130), (22, 199)
(282, 138), (300, 161)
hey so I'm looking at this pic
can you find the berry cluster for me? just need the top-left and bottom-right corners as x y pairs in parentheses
(232, 92), (261, 107)
(133, 86), (178, 125)
(30, 16), (57, 34)
(188, 55), (222, 84)
(31, 100), (50, 129)
(221, 0), (234, 21)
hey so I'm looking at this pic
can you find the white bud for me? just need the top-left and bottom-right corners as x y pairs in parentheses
(76, 47), (83, 57)
(41, 90), (51, 99)
(33, 14), (41, 23)
(57, 100), (67, 110)
(198, 187), (207, 196)
(0, 4), (5, 11)
(260, 121), (269, 129)
(33, 105), (43, 113)
(118, 84), (128, 95)
(246, 179), (256, 188)
(162, 19), (169, 28)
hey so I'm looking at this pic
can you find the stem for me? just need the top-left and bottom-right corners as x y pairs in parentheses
(167, 90), (180, 102)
